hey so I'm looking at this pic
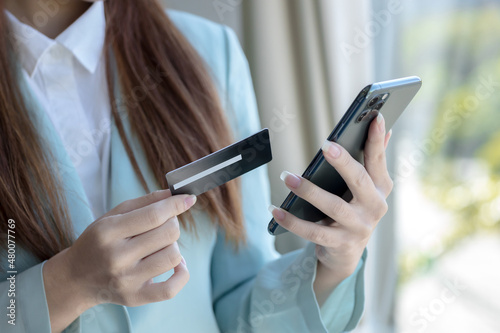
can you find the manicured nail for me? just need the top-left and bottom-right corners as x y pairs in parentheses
(184, 195), (197, 209)
(268, 204), (286, 220)
(385, 129), (393, 150)
(322, 140), (340, 158)
(377, 113), (386, 133)
(181, 256), (186, 266)
(280, 171), (301, 188)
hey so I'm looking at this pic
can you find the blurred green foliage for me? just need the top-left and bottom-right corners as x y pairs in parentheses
(398, 6), (500, 284)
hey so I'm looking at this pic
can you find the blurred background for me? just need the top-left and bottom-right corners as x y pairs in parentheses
(163, 0), (500, 332)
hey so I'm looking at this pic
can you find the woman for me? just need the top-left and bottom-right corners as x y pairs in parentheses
(0, 0), (393, 332)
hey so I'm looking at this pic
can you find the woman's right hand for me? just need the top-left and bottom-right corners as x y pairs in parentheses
(42, 190), (196, 333)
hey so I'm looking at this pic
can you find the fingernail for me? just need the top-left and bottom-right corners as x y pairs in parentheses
(322, 140), (340, 158)
(280, 171), (301, 188)
(268, 204), (286, 220)
(388, 129), (393, 138)
(184, 195), (197, 209)
(377, 113), (385, 132)
(181, 256), (186, 266)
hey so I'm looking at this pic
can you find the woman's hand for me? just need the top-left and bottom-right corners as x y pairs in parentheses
(43, 190), (196, 333)
(269, 113), (393, 305)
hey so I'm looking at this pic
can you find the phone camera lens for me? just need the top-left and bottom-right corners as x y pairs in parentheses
(356, 110), (370, 123)
(368, 96), (379, 108)
(374, 101), (384, 111)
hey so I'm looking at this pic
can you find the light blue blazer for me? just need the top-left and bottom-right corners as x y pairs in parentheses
(0, 10), (366, 333)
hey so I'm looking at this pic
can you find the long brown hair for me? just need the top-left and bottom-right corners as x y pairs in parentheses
(0, 0), (244, 261)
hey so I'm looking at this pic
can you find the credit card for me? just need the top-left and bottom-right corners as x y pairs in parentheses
(165, 128), (272, 196)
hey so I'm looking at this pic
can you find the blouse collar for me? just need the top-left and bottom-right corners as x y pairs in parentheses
(5, 1), (106, 76)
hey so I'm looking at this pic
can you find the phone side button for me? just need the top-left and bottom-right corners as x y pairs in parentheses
(268, 220), (278, 235)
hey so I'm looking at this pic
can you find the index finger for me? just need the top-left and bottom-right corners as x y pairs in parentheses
(269, 206), (341, 247)
(101, 189), (173, 219)
(111, 194), (197, 237)
(364, 113), (393, 196)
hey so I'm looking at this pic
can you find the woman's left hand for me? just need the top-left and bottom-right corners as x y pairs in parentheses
(269, 113), (393, 302)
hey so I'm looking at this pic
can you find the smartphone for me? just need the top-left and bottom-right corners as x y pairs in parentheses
(268, 76), (422, 235)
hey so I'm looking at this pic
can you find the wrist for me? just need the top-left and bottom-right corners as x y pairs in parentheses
(43, 248), (97, 332)
(59, 247), (100, 309)
(315, 246), (356, 281)
(313, 246), (360, 306)
(313, 260), (352, 307)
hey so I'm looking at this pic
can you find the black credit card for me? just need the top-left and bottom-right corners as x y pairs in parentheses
(165, 129), (272, 196)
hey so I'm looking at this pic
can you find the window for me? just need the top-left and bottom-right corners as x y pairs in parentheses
(372, 0), (500, 332)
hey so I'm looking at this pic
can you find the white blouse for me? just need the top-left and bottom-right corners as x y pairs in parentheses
(6, 1), (110, 221)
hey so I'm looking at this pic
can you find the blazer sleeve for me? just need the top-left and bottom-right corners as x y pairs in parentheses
(210, 26), (366, 333)
(0, 257), (51, 333)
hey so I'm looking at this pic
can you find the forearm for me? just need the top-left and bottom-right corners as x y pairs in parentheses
(312, 245), (361, 307)
(42, 249), (96, 333)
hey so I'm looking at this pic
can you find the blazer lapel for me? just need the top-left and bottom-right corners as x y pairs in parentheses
(18, 72), (94, 237)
